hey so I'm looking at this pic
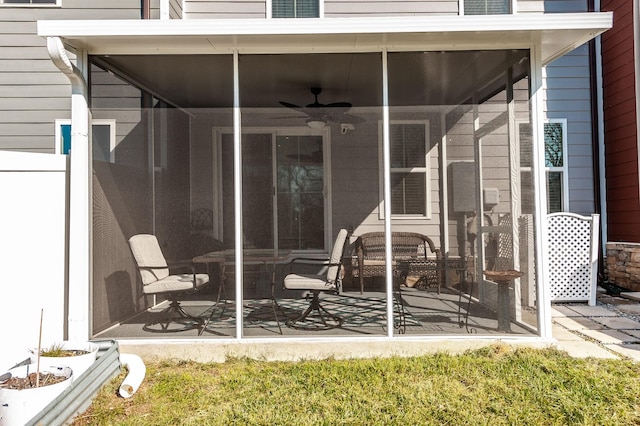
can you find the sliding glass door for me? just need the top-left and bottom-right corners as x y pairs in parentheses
(222, 132), (326, 250)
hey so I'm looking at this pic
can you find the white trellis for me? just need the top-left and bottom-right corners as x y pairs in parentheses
(547, 213), (600, 306)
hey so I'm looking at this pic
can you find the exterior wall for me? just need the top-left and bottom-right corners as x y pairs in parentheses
(607, 242), (640, 291)
(543, 0), (597, 216)
(184, 0), (266, 18)
(601, 0), (639, 242)
(0, 1), (140, 153)
(150, 0), (160, 19)
(544, 45), (596, 215)
(324, 0), (458, 16)
(181, 0), (545, 19)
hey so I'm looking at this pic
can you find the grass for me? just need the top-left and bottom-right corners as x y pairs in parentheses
(72, 344), (640, 425)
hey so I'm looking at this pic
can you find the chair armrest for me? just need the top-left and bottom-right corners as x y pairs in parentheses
(167, 260), (196, 272)
(167, 261), (198, 289)
(289, 257), (330, 264)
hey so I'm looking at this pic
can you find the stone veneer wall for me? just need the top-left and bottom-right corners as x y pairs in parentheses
(606, 242), (640, 291)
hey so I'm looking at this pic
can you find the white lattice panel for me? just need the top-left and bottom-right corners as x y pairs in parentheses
(547, 213), (599, 305)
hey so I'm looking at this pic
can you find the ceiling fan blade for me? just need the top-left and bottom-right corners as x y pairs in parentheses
(322, 113), (365, 124)
(279, 101), (304, 111)
(325, 101), (352, 109)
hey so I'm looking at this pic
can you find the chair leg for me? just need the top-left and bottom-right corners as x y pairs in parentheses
(144, 298), (202, 333)
(286, 291), (342, 330)
(199, 278), (229, 336)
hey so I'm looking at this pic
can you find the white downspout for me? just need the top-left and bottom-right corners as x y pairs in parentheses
(47, 36), (92, 342)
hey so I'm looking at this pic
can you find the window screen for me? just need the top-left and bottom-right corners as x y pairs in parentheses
(272, 0), (319, 18)
(464, 0), (510, 15)
(389, 123), (428, 216)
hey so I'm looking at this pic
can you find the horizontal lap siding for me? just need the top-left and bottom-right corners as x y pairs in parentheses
(184, 0), (265, 18)
(517, 0), (544, 13)
(0, 1), (140, 153)
(325, 0), (457, 16)
(544, 0), (595, 222)
(601, 0), (639, 242)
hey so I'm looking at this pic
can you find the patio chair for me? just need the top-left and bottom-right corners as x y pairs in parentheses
(283, 228), (349, 329)
(129, 234), (209, 332)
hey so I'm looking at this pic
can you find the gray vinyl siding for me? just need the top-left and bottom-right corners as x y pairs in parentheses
(517, 0), (544, 13)
(184, 0), (266, 18)
(544, 44), (595, 215)
(325, 0), (458, 16)
(180, 0), (545, 17)
(150, 0), (160, 19)
(543, 0), (595, 215)
(0, 1), (140, 153)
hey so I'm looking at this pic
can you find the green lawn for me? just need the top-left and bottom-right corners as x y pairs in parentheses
(72, 345), (640, 425)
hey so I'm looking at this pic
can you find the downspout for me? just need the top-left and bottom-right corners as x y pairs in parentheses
(589, 0), (607, 282)
(142, 0), (151, 19)
(47, 36), (92, 342)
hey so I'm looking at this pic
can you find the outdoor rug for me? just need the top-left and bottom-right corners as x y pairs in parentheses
(199, 294), (422, 330)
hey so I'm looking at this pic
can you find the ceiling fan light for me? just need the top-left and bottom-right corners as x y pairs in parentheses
(306, 119), (326, 129)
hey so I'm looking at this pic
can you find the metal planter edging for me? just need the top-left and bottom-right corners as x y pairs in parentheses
(24, 339), (121, 426)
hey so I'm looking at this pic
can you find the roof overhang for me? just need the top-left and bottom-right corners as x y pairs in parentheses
(38, 12), (612, 65)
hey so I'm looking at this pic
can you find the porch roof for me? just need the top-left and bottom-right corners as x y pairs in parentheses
(38, 12), (612, 65)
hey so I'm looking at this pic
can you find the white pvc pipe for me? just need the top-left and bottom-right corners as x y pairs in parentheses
(118, 354), (146, 398)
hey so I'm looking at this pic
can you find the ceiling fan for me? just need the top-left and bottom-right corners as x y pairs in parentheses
(279, 87), (364, 128)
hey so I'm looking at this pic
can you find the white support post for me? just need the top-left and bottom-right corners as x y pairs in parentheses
(530, 44), (553, 339)
(233, 50), (243, 340)
(381, 49), (394, 337)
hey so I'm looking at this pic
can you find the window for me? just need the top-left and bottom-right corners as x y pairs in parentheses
(56, 119), (116, 162)
(272, 0), (319, 18)
(544, 120), (568, 213)
(380, 121), (431, 219)
(2, 0), (59, 5)
(518, 119), (568, 214)
(463, 0), (510, 15)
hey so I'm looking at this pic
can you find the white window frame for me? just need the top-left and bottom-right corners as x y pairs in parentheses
(544, 118), (569, 212)
(1, 0), (60, 6)
(378, 120), (432, 220)
(267, 0), (323, 19)
(55, 119), (116, 163)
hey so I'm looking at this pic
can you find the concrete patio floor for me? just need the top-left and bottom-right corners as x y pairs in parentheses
(95, 284), (640, 363)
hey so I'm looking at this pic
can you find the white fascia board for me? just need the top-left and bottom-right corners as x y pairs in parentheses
(38, 13), (612, 63)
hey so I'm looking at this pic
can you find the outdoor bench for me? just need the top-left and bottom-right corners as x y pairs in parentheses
(351, 231), (443, 294)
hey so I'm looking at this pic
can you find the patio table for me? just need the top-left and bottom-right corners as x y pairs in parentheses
(193, 249), (292, 334)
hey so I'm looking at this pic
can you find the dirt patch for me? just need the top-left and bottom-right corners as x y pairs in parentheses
(1, 372), (68, 390)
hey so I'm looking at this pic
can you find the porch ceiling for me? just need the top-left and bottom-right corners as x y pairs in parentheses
(38, 13), (611, 110)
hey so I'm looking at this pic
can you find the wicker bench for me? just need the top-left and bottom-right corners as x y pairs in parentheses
(352, 232), (443, 294)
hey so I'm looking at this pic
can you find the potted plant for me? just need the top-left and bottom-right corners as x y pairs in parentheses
(31, 341), (99, 381)
(0, 363), (73, 426)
